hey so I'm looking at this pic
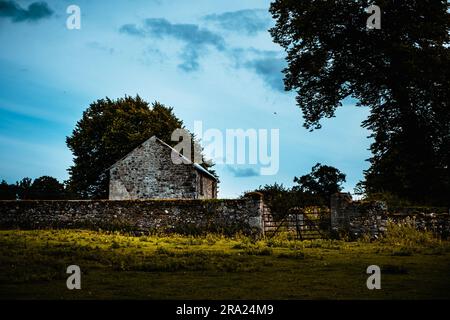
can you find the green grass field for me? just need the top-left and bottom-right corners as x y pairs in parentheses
(1, 227), (450, 299)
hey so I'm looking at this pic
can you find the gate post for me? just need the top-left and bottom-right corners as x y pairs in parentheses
(330, 192), (353, 237)
(244, 192), (266, 236)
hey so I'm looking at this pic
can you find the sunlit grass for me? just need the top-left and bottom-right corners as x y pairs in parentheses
(1, 229), (450, 299)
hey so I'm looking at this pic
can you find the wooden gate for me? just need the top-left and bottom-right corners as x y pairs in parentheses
(263, 207), (330, 240)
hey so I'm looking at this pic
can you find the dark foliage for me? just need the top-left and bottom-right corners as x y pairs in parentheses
(27, 176), (66, 200)
(0, 176), (66, 200)
(0, 180), (17, 200)
(270, 0), (450, 205)
(66, 95), (185, 199)
(293, 163), (346, 204)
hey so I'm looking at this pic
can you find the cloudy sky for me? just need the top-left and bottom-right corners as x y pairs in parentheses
(0, 0), (372, 198)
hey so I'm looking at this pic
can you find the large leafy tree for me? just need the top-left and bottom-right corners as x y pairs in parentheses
(293, 163), (346, 204)
(66, 95), (185, 199)
(28, 176), (66, 200)
(270, 0), (449, 205)
(1, 176), (66, 200)
(0, 180), (16, 200)
(16, 177), (32, 200)
(251, 175), (338, 218)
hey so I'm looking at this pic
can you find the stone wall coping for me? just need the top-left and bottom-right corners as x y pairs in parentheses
(0, 199), (250, 203)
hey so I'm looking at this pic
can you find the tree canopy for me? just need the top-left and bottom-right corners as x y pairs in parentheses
(293, 163), (346, 203)
(66, 95), (185, 199)
(0, 176), (66, 200)
(270, 0), (449, 205)
(28, 176), (66, 200)
(0, 180), (16, 200)
(251, 164), (345, 218)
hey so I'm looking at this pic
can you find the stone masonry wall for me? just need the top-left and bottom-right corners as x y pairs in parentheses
(0, 194), (265, 236)
(109, 137), (216, 200)
(196, 173), (216, 199)
(331, 193), (450, 239)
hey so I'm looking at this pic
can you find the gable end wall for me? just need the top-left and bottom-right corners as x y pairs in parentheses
(109, 138), (200, 199)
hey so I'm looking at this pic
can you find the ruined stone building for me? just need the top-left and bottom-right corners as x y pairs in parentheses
(109, 136), (218, 200)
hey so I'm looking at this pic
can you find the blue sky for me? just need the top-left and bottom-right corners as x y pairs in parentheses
(0, 0), (372, 198)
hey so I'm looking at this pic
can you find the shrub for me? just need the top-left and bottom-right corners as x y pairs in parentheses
(277, 251), (305, 259)
(382, 220), (437, 248)
(110, 241), (121, 249)
(155, 246), (172, 255)
(244, 246), (273, 256)
(391, 247), (414, 256)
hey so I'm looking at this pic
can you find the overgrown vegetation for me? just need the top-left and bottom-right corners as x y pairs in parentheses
(380, 220), (448, 255)
(0, 176), (66, 200)
(1, 228), (449, 299)
(270, 0), (450, 206)
(250, 163), (346, 219)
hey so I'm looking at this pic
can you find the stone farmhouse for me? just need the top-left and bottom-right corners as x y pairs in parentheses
(109, 136), (218, 200)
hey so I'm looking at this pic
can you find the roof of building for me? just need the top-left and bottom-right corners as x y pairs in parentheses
(154, 137), (217, 181)
(109, 136), (217, 181)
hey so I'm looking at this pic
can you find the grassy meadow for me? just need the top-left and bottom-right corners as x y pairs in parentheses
(1, 225), (450, 299)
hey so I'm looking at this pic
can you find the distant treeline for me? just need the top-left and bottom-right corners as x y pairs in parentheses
(246, 163), (347, 217)
(0, 176), (67, 200)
